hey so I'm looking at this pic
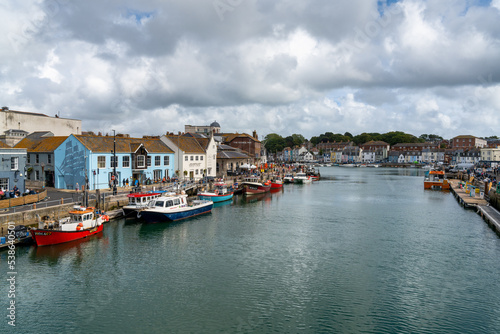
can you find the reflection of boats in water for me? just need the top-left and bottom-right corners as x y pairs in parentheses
(31, 232), (105, 260)
(213, 199), (234, 208)
(239, 192), (270, 204)
(270, 187), (283, 194)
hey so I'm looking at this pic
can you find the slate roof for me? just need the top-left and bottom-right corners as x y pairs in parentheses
(75, 135), (174, 154)
(14, 136), (68, 152)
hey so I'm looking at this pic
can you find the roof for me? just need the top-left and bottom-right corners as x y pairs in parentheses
(222, 133), (261, 144)
(361, 141), (389, 146)
(0, 141), (11, 148)
(210, 120), (220, 127)
(217, 151), (249, 159)
(14, 136), (68, 152)
(74, 135), (174, 154)
(164, 135), (205, 154)
(1, 108), (80, 121)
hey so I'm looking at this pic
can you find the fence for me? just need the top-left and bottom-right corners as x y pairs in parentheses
(0, 190), (47, 210)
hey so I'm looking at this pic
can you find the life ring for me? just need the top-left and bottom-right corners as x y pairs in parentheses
(214, 189), (219, 195)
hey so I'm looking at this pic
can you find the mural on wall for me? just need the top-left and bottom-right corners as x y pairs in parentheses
(56, 140), (86, 190)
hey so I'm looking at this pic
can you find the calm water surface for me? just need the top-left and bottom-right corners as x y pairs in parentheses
(2, 167), (500, 333)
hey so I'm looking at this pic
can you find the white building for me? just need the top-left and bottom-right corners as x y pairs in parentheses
(160, 133), (217, 180)
(0, 107), (81, 146)
(481, 147), (500, 166)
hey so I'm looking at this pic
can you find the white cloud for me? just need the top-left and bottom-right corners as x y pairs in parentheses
(0, 0), (499, 140)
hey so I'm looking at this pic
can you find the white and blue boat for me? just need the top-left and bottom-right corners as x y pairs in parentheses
(138, 193), (213, 223)
(197, 182), (234, 203)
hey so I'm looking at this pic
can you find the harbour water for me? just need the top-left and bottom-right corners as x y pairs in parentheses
(2, 167), (500, 333)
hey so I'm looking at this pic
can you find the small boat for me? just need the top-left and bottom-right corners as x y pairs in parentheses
(424, 170), (450, 190)
(31, 206), (109, 247)
(294, 173), (312, 184)
(139, 193), (213, 223)
(198, 182), (234, 203)
(0, 225), (33, 250)
(241, 177), (271, 195)
(283, 174), (294, 184)
(270, 179), (283, 189)
(340, 163), (355, 167)
(122, 192), (163, 217)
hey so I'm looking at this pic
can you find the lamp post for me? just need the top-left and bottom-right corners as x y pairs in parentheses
(112, 130), (117, 195)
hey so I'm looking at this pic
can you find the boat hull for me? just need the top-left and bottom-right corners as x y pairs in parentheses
(424, 181), (450, 190)
(242, 184), (271, 195)
(140, 202), (213, 223)
(270, 182), (283, 189)
(31, 224), (104, 246)
(198, 192), (234, 203)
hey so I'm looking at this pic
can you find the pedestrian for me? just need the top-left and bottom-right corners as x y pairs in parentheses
(123, 178), (126, 187)
(76, 182), (79, 193)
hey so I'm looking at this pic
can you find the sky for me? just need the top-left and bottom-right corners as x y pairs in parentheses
(1, 0), (499, 141)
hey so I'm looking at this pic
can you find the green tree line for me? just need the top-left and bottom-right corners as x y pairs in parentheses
(263, 131), (445, 153)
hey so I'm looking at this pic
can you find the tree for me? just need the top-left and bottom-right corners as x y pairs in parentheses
(291, 134), (306, 146)
(263, 133), (286, 153)
(344, 132), (353, 138)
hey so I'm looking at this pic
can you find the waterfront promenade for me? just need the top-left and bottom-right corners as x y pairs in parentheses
(449, 179), (500, 236)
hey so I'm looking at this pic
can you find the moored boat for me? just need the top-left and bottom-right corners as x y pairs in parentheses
(294, 172), (312, 184)
(198, 182), (234, 203)
(283, 174), (294, 184)
(139, 193), (213, 223)
(241, 177), (271, 195)
(122, 192), (162, 217)
(424, 170), (450, 190)
(31, 206), (109, 247)
(270, 179), (283, 189)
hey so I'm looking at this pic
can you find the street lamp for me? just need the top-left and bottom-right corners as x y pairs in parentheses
(112, 130), (117, 195)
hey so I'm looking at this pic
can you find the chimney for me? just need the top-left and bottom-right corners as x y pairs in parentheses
(252, 130), (258, 140)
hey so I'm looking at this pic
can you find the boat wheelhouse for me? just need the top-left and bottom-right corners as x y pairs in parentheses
(424, 170), (450, 190)
(122, 192), (162, 217)
(240, 177), (271, 195)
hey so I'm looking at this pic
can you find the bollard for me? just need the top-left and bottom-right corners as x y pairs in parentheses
(33, 203), (36, 209)
(61, 198), (64, 204)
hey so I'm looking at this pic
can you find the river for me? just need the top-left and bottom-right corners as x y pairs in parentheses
(2, 167), (500, 333)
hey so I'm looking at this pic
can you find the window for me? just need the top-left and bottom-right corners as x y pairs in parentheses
(196, 156), (199, 161)
(137, 155), (145, 168)
(200, 156), (203, 161)
(164, 156), (169, 165)
(111, 156), (118, 168)
(154, 170), (161, 180)
(0, 178), (9, 191)
(11, 157), (18, 170)
(35, 170), (40, 180)
(123, 156), (130, 168)
(36, 154), (39, 164)
(185, 156), (188, 161)
(48, 155), (52, 164)
(155, 156), (161, 166)
(27, 155), (30, 164)
(147, 156), (151, 167)
(190, 156), (193, 161)
(195, 169), (199, 175)
(98, 156), (106, 168)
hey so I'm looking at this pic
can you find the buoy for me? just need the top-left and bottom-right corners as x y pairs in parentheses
(214, 189), (219, 195)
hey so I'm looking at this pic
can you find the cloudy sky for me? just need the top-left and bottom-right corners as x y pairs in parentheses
(1, 0), (499, 140)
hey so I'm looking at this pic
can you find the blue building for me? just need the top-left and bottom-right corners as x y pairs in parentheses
(0, 145), (27, 194)
(54, 135), (175, 190)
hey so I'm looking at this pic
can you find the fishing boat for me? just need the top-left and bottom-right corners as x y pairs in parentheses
(270, 179), (283, 189)
(283, 174), (294, 184)
(138, 193), (213, 223)
(122, 191), (163, 217)
(294, 172), (312, 184)
(424, 170), (450, 190)
(240, 177), (271, 195)
(31, 206), (109, 247)
(198, 182), (234, 203)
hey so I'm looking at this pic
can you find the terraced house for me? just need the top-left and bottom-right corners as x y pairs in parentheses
(54, 135), (175, 190)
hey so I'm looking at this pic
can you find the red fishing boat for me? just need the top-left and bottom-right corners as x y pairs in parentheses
(31, 206), (109, 246)
(270, 179), (283, 189)
(241, 177), (271, 195)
